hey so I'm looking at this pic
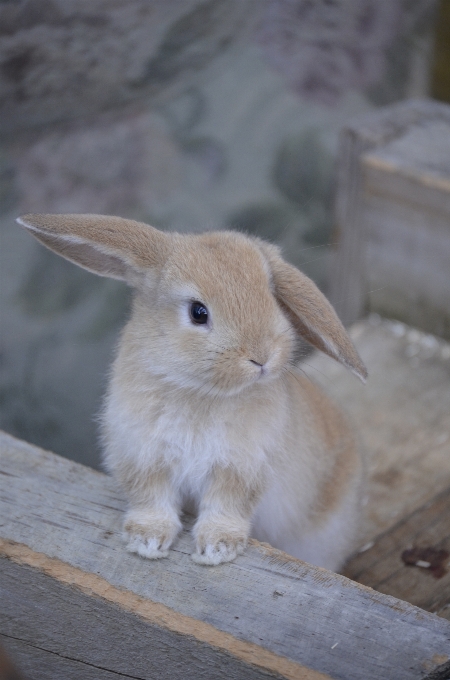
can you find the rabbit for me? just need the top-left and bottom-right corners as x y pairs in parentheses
(17, 213), (367, 571)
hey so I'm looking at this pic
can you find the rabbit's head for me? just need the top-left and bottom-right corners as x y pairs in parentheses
(17, 214), (367, 396)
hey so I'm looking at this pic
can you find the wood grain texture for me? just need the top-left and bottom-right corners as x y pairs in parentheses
(1, 429), (450, 679)
(362, 119), (450, 339)
(1, 558), (291, 680)
(1, 635), (131, 680)
(343, 486), (450, 615)
(329, 98), (450, 330)
(1, 539), (323, 680)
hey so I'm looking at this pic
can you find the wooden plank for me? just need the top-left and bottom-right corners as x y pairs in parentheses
(1, 558), (292, 680)
(329, 99), (450, 331)
(343, 486), (450, 615)
(1, 635), (128, 680)
(1, 430), (449, 679)
(303, 317), (450, 544)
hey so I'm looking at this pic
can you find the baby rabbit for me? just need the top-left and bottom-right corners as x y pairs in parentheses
(17, 214), (367, 571)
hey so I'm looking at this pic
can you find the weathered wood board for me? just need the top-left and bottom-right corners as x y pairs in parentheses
(1, 429), (450, 680)
(1, 557), (296, 680)
(344, 485), (450, 618)
(363, 123), (450, 338)
(329, 98), (450, 338)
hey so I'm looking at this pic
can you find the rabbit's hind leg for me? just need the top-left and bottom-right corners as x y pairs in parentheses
(282, 484), (362, 573)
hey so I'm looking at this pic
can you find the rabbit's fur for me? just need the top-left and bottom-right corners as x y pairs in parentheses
(17, 213), (367, 570)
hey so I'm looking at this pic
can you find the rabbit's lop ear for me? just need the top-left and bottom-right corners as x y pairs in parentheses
(264, 246), (367, 382)
(16, 214), (170, 282)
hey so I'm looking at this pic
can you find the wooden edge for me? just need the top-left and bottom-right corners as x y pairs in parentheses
(0, 537), (331, 680)
(362, 153), (450, 194)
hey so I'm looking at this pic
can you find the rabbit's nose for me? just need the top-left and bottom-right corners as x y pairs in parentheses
(249, 353), (271, 374)
(249, 358), (265, 377)
(249, 359), (263, 368)
(248, 345), (271, 367)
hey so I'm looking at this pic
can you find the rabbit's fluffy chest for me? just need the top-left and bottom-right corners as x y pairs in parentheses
(152, 404), (234, 482)
(104, 374), (288, 495)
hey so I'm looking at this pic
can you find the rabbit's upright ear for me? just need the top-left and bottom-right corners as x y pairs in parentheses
(262, 244), (367, 382)
(16, 214), (171, 283)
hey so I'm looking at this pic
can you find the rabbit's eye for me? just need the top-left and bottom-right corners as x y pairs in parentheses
(190, 301), (208, 325)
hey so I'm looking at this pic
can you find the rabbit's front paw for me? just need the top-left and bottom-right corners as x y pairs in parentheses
(192, 522), (247, 566)
(124, 510), (181, 560)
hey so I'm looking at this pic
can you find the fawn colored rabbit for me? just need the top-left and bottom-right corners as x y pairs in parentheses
(17, 214), (366, 569)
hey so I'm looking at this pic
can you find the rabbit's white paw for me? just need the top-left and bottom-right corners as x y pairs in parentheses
(192, 522), (247, 565)
(124, 510), (181, 560)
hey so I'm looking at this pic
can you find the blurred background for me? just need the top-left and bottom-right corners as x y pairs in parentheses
(0, 0), (446, 468)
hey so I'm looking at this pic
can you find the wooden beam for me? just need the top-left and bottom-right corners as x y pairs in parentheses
(329, 99), (450, 336)
(1, 430), (450, 679)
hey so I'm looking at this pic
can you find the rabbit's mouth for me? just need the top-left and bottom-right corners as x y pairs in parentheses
(248, 351), (283, 382)
(198, 351), (287, 397)
(249, 359), (265, 376)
